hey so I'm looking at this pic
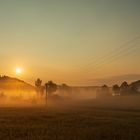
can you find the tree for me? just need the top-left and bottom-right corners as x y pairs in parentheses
(59, 83), (72, 96)
(101, 85), (109, 93)
(129, 85), (139, 94)
(112, 84), (120, 95)
(35, 78), (44, 98)
(35, 78), (42, 87)
(45, 81), (57, 99)
(120, 81), (129, 95)
(60, 83), (71, 91)
(97, 85), (110, 97)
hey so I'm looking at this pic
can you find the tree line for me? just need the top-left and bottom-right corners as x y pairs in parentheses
(35, 78), (71, 101)
(98, 81), (140, 97)
(35, 78), (140, 101)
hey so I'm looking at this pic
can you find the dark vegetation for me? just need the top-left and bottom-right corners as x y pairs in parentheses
(0, 105), (140, 140)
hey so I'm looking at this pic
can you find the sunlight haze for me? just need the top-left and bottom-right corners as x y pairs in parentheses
(0, 0), (140, 86)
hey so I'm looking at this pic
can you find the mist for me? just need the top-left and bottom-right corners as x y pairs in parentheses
(0, 76), (140, 111)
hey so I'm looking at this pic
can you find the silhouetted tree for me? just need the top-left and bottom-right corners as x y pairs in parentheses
(97, 85), (110, 97)
(35, 78), (42, 87)
(129, 86), (139, 94)
(35, 78), (44, 98)
(130, 80), (140, 92)
(101, 85), (109, 93)
(120, 81), (129, 95)
(58, 83), (72, 96)
(45, 81), (57, 100)
(60, 83), (71, 91)
(61, 83), (68, 89)
(112, 84), (120, 95)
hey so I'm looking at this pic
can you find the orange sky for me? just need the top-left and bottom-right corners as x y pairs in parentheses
(0, 0), (140, 86)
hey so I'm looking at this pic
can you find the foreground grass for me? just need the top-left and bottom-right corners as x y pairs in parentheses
(0, 102), (140, 140)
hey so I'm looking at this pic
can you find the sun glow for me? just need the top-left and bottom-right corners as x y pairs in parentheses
(15, 67), (22, 74)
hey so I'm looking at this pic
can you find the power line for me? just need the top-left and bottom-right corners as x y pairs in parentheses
(79, 35), (140, 71)
(84, 42), (140, 74)
(56, 36), (140, 84)
(86, 43), (139, 74)
(67, 40), (140, 84)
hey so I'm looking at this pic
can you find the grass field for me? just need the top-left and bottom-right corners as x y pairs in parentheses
(0, 98), (140, 140)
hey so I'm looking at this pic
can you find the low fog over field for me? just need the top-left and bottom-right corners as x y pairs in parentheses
(0, 76), (140, 111)
(1, 77), (140, 140)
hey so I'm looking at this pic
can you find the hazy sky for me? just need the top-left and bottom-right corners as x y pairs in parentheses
(0, 0), (140, 86)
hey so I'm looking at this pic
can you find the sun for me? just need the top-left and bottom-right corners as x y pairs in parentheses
(15, 67), (22, 74)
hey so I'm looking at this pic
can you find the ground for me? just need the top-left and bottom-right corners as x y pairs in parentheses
(0, 98), (140, 140)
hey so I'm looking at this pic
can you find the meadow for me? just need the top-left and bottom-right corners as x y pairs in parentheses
(0, 97), (140, 140)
